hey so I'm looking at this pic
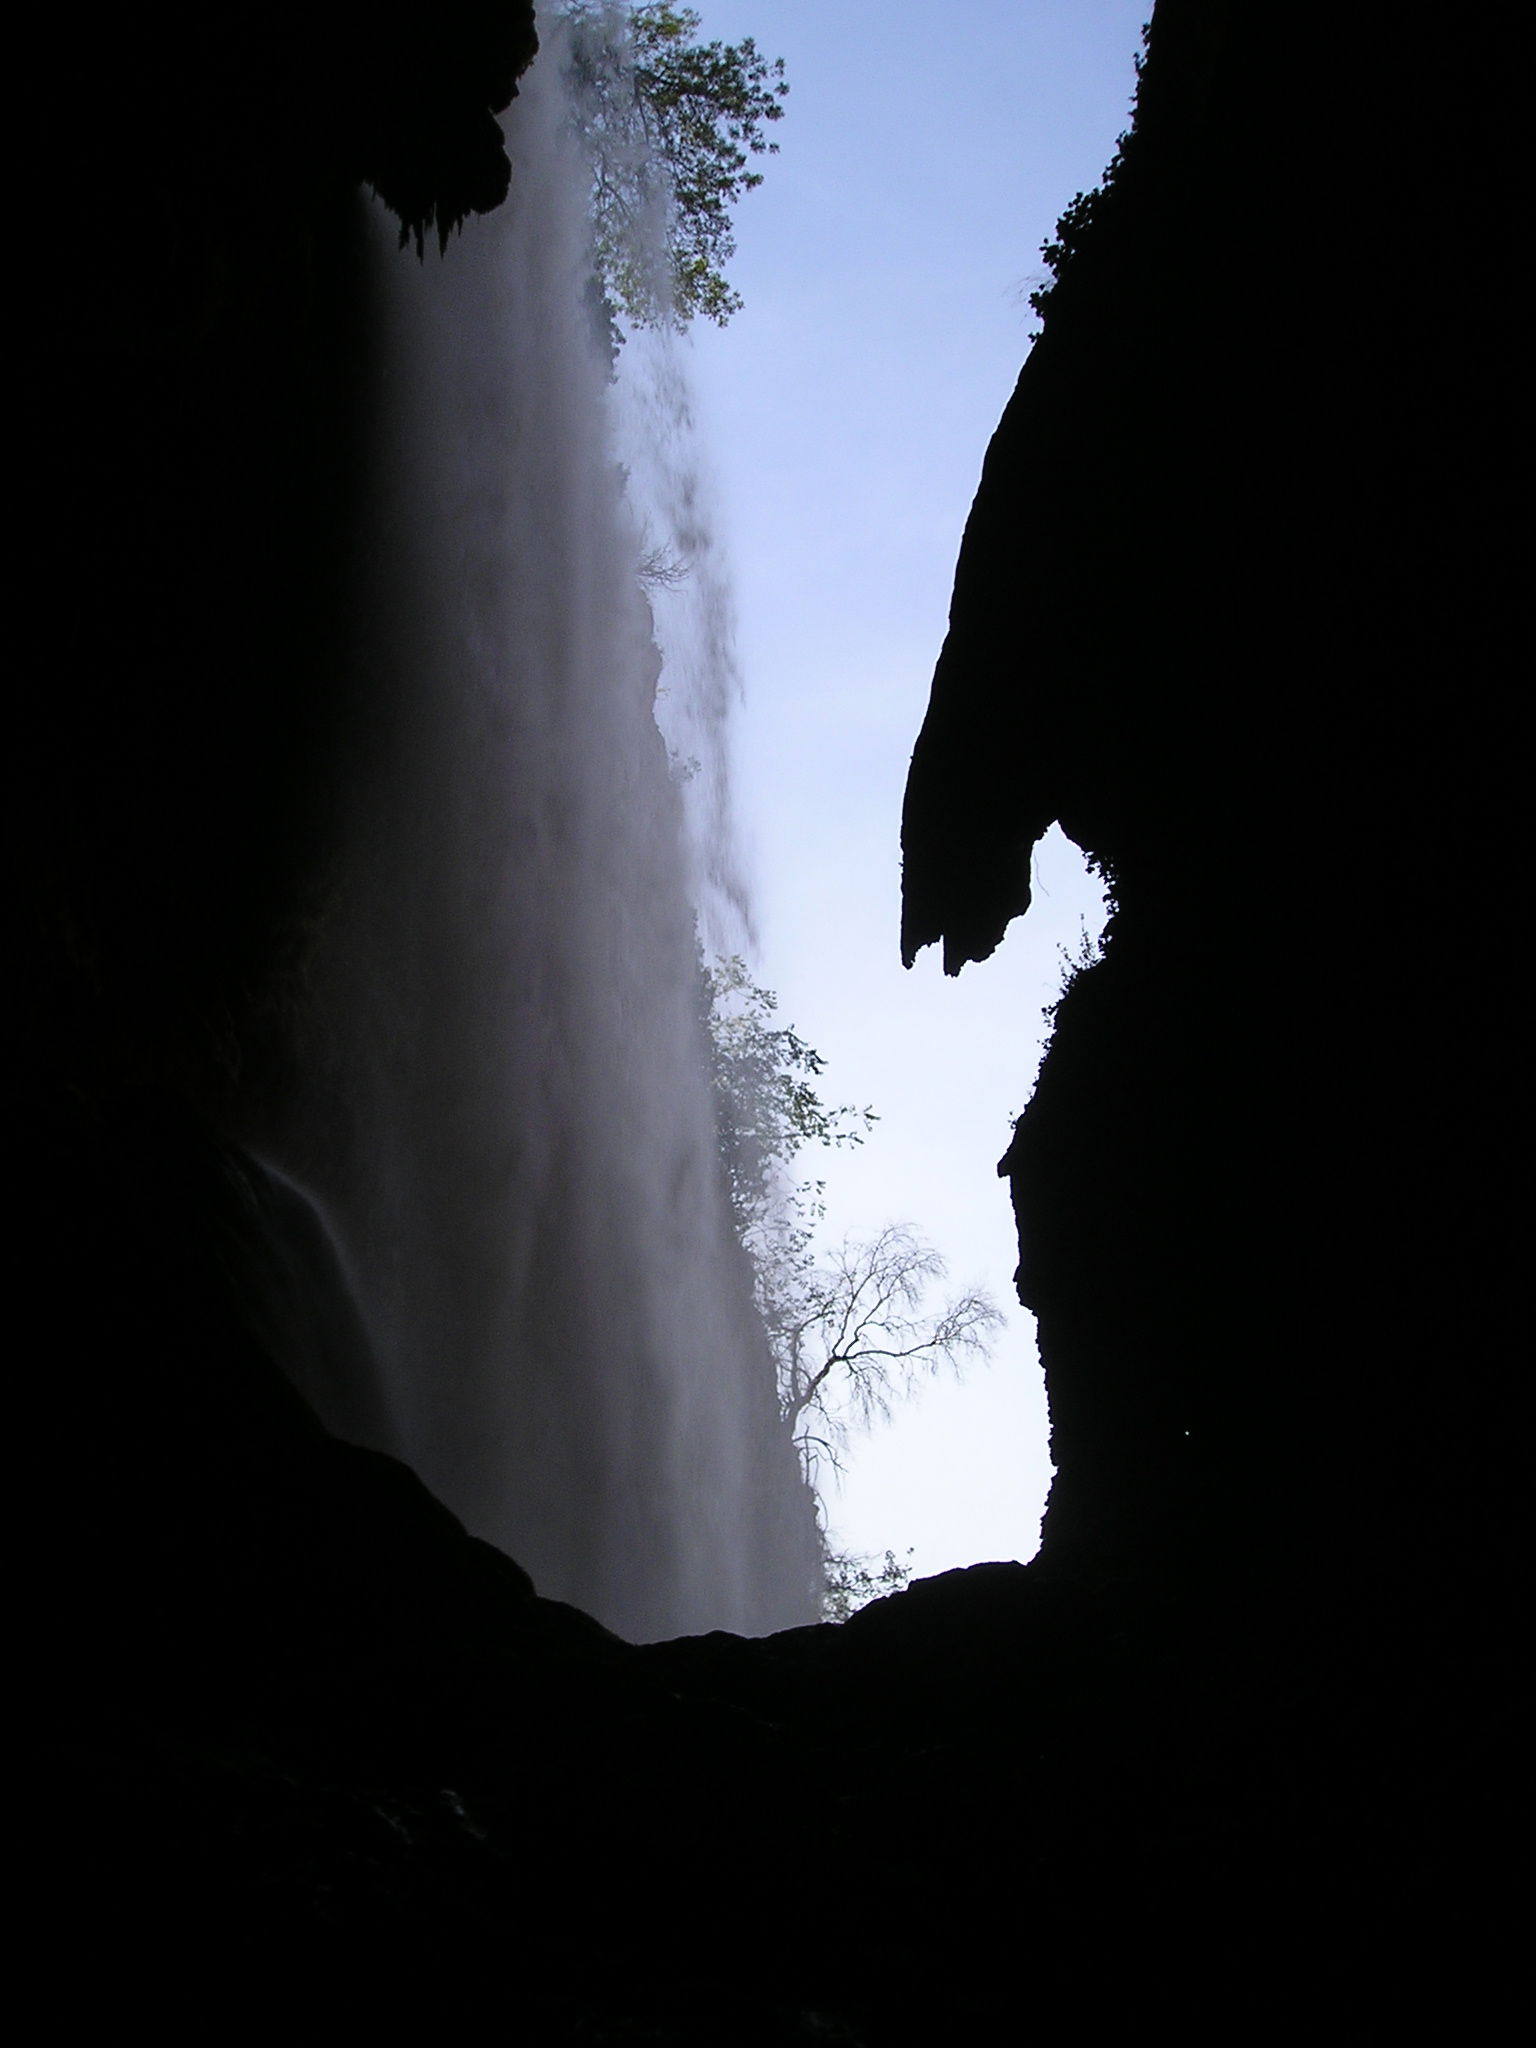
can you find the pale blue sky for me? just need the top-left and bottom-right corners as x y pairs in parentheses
(648, 3), (1145, 1578)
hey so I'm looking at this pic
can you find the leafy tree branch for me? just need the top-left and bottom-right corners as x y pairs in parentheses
(820, 1546), (914, 1622)
(560, 3), (788, 334)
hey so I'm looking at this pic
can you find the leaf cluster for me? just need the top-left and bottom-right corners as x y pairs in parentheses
(820, 1545), (914, 1623)
(701, 953), (874, 1246)
(1028, 24), (1149, 324)
(561, 3), (787, 332)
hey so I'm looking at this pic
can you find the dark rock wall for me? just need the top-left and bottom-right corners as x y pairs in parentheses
(14, 0), (536, 1787)
(894, 10), (1525, 2018)
(902, 1), (1523, 1645)
(14, 3), (537, 1108)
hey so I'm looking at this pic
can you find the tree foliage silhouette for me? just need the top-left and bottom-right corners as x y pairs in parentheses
(701, 960), (1003, 1500)
(771, 1223), (1003, 1490)
(820, 1545), (914, 1622)
(562, 2), (787, 332)
(701, 953), (872, 1247)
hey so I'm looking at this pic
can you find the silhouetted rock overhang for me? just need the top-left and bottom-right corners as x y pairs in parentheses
(900, 0), (1522, 974)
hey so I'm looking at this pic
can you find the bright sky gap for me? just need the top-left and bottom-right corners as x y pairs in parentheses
(670, 3), (1143, 1576)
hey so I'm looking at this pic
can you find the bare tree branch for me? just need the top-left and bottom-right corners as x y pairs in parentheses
(771, 1223), (1005, 1487)
(698, 957), (1004, 1515)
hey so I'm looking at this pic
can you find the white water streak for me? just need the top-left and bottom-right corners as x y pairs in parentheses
(269, 39), (818, 1640)
(613, 327), (756, 959)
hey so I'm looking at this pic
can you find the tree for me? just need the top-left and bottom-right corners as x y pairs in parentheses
(560, 3), (788, 332)
(1027, 26), (1149, 326)
(699, 958), (1004, 1495)
(820, 1545), (914, 1623)
(700, 952), (874, 1249)
(770, 1223), (1005, 1490)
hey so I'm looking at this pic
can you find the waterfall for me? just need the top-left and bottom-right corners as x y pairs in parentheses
(261, 32), (820, 1640)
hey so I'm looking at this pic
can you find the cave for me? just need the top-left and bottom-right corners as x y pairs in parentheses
(15, 2), (1520, 2035)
